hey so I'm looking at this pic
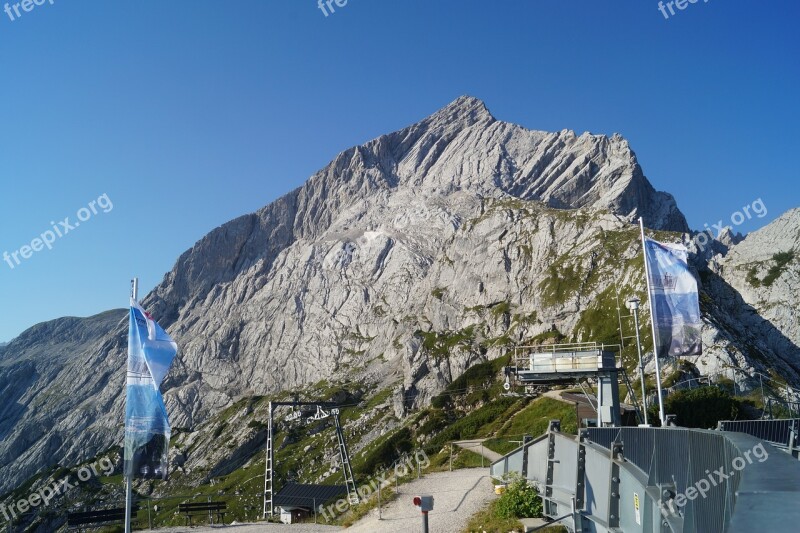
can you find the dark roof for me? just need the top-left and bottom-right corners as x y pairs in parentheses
(274, 483), (347, 509)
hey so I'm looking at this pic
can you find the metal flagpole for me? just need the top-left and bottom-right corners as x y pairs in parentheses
(629, 300), (649, 426)
(639, 218), (667, 426)
(124, 278), (138, 533)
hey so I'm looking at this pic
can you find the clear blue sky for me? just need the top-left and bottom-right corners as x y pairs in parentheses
(0, 1), (798, 341)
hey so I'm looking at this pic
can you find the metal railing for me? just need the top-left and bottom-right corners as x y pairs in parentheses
(512, 342), (620, 373)
(491, 422), (800, 532)
(718, 419), (799, 449)
(586, 427), (741, 533)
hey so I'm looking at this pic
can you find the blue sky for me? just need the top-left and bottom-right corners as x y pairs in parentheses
(0, 1), (797, 341)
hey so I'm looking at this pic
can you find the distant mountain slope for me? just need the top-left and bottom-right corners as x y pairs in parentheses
(0, 310), (126, 493)
(711, 208), (800, 371)
(0, 97), (796, 496)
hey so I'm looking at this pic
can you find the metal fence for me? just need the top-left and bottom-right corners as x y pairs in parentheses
(718, 419), (800, 448)
(491, 423), (800, 532)
(586, 427), (741, 533)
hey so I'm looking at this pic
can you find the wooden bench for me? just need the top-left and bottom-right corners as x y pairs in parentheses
(67, 505), (138, 530)
(178, 501), (227, 526)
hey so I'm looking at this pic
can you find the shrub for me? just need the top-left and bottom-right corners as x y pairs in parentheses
(424, 398), (517, 453)
(763, 250), (795, 286)
(357, 428), (412, 476)
(496, 475), (543, 519)
(649, 386), (744, 428)
(429, 357), (504, 408)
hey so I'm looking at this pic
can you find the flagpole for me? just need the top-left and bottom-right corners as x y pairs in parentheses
(639, 218), (667, 426)
(124, 278), (138, 533)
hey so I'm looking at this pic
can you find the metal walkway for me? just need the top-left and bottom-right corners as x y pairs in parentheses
(490, 421), (800, 532)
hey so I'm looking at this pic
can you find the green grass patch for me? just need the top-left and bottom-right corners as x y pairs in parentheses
(415, 325), (477, 359)
(764, 250), (795, 286)
(425, 397), (521, 454)
(747, 250), (795, 287)
(485, 397), (578, 455)
(464, 498), (524, 533)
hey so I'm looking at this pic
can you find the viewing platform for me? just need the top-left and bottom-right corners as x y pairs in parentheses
(508, 342), (619, 384)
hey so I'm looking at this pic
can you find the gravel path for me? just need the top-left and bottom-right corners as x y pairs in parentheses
(155, 523), (342, 532)
(347, 467), (496, 533)
(152, 468), (496, 533)
(452, 440), (504, 463)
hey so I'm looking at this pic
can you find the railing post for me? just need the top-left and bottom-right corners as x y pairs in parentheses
(574, 430), (587, 532)
(449, 443), (453, 472)
(607, 442), (622, 529)
(544, 420), (561, 517)
(521, 434), (532, 478)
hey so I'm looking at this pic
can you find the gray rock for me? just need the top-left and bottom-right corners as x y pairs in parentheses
(0, 97), (795, 495)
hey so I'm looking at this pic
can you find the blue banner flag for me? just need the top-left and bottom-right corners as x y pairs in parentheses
(644, 238), (702, 358)
(125, 299), (177, 479)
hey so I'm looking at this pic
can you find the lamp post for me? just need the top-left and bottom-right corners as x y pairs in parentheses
(627, 297), (649, 426)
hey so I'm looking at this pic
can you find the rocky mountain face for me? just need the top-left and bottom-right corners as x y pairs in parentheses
(0, 96), (797, 496)
(0, 310), (126, 494)
(707, 209), (800, 376)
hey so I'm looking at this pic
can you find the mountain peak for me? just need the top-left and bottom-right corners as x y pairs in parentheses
(428, 95), (495, 127)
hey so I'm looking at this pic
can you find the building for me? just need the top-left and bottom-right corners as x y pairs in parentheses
(273, 483), (347, 524)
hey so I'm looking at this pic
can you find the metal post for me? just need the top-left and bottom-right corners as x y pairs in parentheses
(422, 511), (429, 533)
(449, 444), (452, 472)
(377, 484), (381, 520)
(313, 499), (316, 523)
(125, 277), (138, 533)
(124, 477), (133, 533)
(417, 459), (420, 479)
(639, 218), (667, 426)
(147, 498), (152, 530)
(630, 302), (649, 425)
